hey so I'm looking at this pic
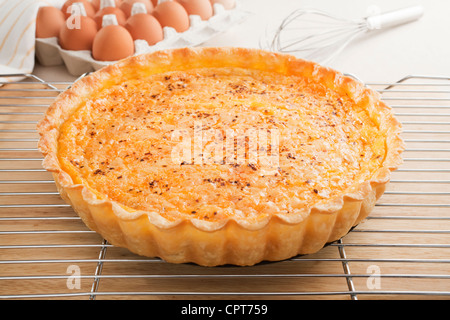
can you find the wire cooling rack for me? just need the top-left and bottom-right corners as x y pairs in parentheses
(0, 74), (449, 300)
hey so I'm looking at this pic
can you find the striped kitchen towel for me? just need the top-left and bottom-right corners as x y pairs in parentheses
(0, 0), (64, 82)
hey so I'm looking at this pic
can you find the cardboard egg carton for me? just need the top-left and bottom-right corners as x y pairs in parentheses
(35, 2), (250, 76)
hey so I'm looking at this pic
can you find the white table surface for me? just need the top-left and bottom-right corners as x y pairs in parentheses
(33, 0), (450, 84)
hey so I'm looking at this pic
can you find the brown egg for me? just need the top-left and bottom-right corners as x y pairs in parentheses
(92, 15), (135, 61)
(36, 6), (66, 39)
(62, 0), (96, 19)
(152, 1), (190, 33)
(176, 0), (212, 20)
(120, 0), (153, 17)
(125, 12), (163, 45)
(92, 0), (123, 11)
(150, 0), (158, 7)
(94, 7), (127, 28)
(59, 13), (98, 51)
(209, 0), (235, 10)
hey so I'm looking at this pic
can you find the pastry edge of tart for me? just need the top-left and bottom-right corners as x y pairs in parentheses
(37, 47), (404, 266)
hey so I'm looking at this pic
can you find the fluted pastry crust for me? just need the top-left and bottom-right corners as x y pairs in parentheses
(37, 47), (404, 266)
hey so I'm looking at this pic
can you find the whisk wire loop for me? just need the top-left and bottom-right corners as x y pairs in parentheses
(266, 6), (424, 64)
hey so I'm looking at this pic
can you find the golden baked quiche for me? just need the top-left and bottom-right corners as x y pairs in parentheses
(37, 47), (404, 266)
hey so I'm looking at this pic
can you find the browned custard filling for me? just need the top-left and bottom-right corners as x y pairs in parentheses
(58, 67), (386, 221)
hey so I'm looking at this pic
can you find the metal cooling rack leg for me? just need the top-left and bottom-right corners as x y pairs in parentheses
(0, 73), (59, 90)
(89, 239), (109, 300)
(337, 239), (358, 300)
(383, 75), (450, 90)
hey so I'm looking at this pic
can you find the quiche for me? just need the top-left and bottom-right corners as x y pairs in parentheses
(37, 47), (404, 266)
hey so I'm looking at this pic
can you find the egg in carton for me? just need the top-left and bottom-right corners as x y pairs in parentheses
(35, 0), (250, 76)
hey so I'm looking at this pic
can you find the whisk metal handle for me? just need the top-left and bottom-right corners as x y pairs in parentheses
(365, 5), (424, 30)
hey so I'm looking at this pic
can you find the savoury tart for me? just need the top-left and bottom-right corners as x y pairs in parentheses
(37, 47), (404, 266)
